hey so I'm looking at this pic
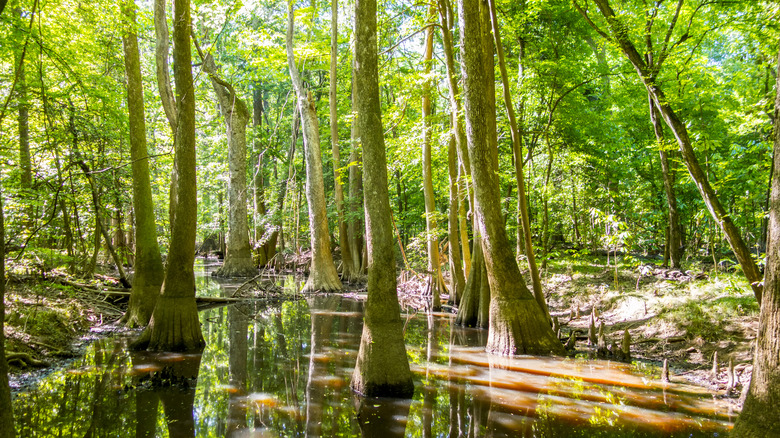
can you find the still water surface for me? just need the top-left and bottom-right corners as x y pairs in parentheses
(12, 262), (735, 437)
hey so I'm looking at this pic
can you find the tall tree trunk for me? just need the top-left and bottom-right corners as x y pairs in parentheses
(0, 183), (15, 438)
(120, 0), (165, 327)
(648, 92), (683, 269)
(252, 85), (266, 245)
(347, 93), (365, 275)
(197, 46), (257, 278)
(351, 0), (414, 397)
(447, 134), (465, 304)
(17, 37), (30, 191)
(330, 0), (355, 282)
(132, 0), (204, 353)
(487, 0), (548, 320)
(459, 0), (563, 356)
(438, 0), (470, 280)
(421, 5), (444, 310)
(587, 0), (762, 301)
(286, 1), (342, 292)
(732, 41), (780, 438)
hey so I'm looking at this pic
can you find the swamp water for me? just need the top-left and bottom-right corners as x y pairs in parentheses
(11, 262), (735, 437)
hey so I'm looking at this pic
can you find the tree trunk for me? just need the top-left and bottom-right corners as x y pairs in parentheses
(132, 0), (204, 353)
(17, 41), (31, 191)
(447, 134), (465, 304)
(488, 0), (548, 319)
(286, 2), (342, 292)
(0, 184), (15, 438)
(347, 109), (365, 275)
(589, 0), (762, 302)
(438, 0), (471, 279)
(732, 41), (780, 438)
(199, 48), (257, 278)
(459, 0), (563, 356)
(455, 238), (490, 328)
(120, 0), (165, 327)
(421, 5), (444, 310)
(330, 0), (355, 282)
(648, 92), (683, 270)
(351, 0), (414, 397)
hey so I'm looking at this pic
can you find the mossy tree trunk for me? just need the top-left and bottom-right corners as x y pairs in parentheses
(198, 48), (257, 278)
(120, 0), (164, 327)
(459, 0), (564, 356)
(732, 41), (780, 438)
(132, 0), (204, 353)
(351, 0), (414, 398)
(286, 1), (342, 292)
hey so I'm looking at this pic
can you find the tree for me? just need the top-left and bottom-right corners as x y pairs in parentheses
(421, 3), (445, 311)
(459, 0), (564, 356)
(197, 43), (257, 278)
(731, 39), (780, 438)
(576, 0), (763, 301)
(330, 0), (356, 282)
(120, 0), (165, 327)
(286, 0), (342, 293)
(351, 0), (414, 397)
(132, 0), (204, 352)
(487, 0), (549, 321)
(648, 92), (683, 269)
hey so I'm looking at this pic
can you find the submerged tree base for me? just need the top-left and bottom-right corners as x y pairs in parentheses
(302, 266), (343, 293)
(212, 257), (257, 278)
(131, 296), (205, 352)
(351, 321), (414, 398)
(486, 296), (565, 356)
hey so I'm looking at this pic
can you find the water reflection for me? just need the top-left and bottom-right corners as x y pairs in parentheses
(12, 269), (734, 437)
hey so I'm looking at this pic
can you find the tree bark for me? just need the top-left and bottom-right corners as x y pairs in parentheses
(197, 47), (257, 278)
(120, 0), (165, 327)
(132, 0), (204, 353)
(421, 4), (444, 310)
(286, 1), (342, 292)
(587, 0), (762, 301)
(732, 41), (780, 438)
(0, 183), (15, 438)
(648, 92), (683, 269)
(329, 0), (355, 282)
(459, 0), (563, 356)
(351, 0), (414, 397)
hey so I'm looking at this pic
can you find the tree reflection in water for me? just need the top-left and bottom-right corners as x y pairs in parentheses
(131, 351), (202, 438)
(11, 270), (737, 438)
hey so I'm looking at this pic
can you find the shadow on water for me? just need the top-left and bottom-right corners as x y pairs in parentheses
(11, 261), (735, 437)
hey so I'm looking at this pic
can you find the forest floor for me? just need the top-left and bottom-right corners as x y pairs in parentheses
(3, 267), (128, 392)
(539, 253), (756, 409)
